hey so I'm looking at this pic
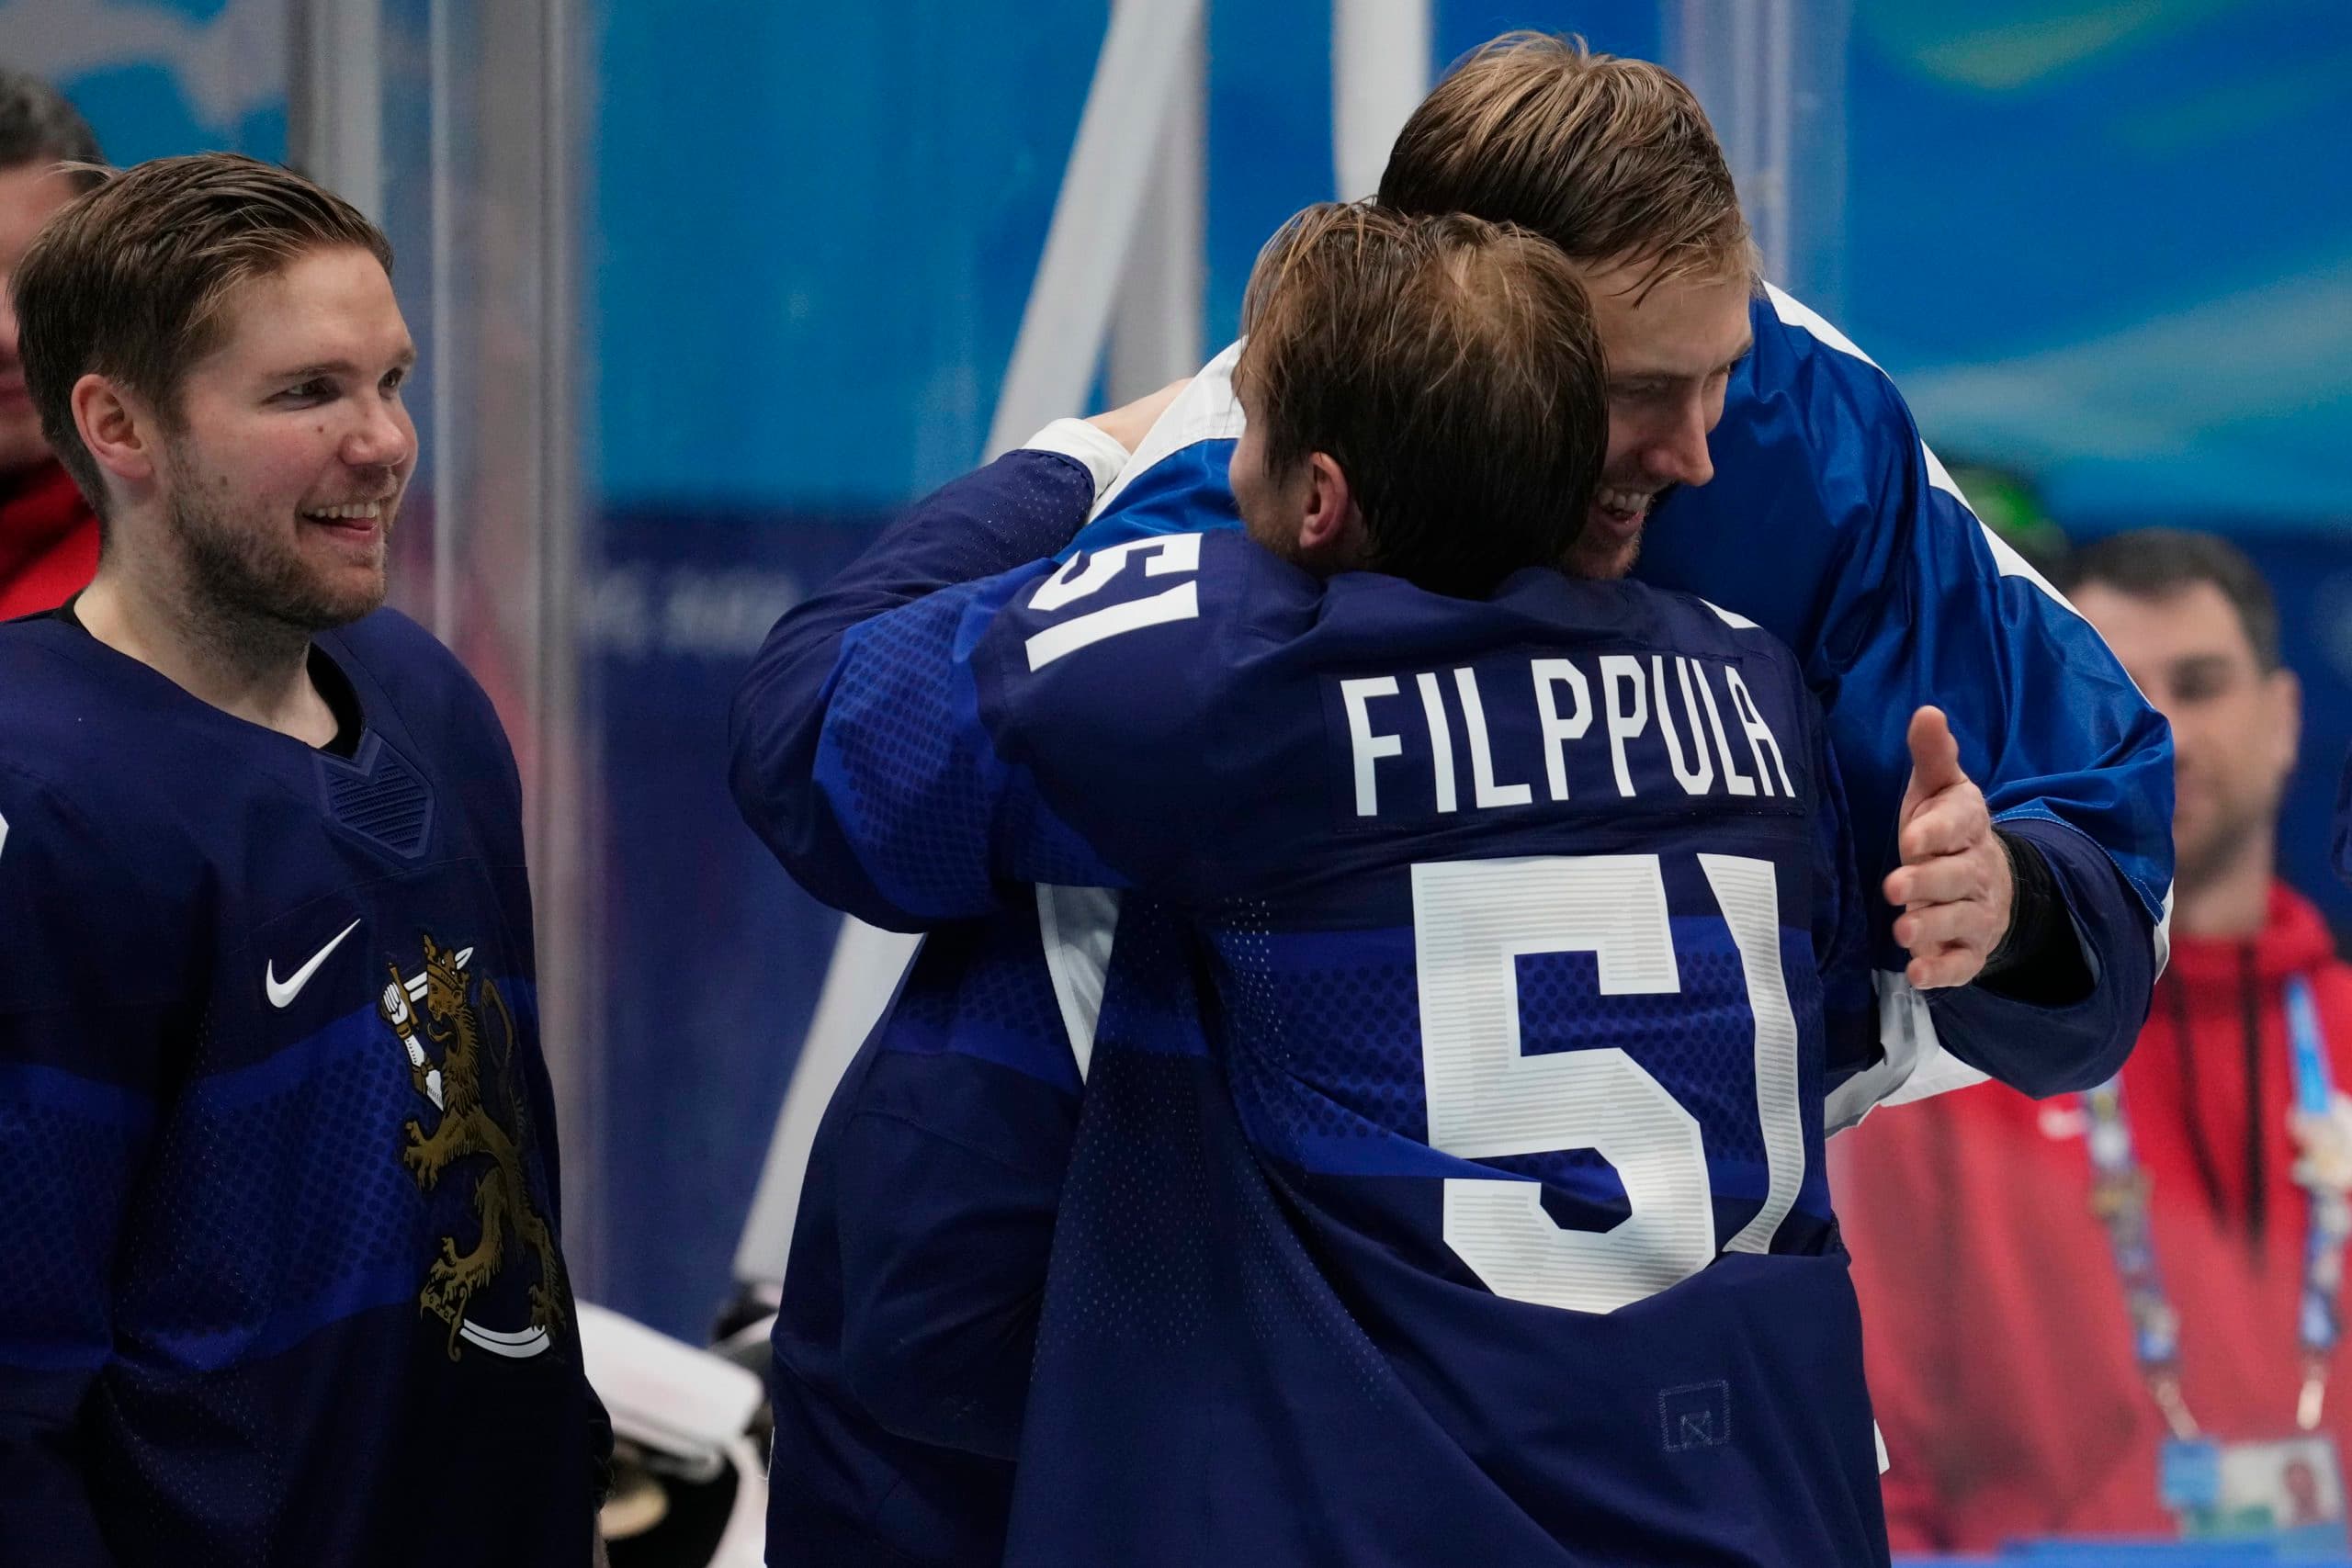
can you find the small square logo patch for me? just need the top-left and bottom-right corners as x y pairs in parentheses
(1659, 1381), (1732, 1453)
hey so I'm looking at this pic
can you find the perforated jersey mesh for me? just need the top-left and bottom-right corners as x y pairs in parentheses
(1211, 920), (1791, 1190)
(826, 591), (998, 915)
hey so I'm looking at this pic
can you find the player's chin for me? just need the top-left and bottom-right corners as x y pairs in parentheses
(291, 562), (391, 629)
(1566, 525), (1643, 582)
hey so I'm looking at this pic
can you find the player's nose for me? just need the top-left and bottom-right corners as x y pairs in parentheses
(1645, 403), (1714, 489)
(342, 397), (413, 471)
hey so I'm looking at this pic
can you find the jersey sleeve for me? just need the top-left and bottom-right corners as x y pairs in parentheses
(824, 889), (1175, 1460)
(1641, 289), (2171, 1099)
(729, 436), (1117, 930)
(794, 531), (1231, 927)
(1065, 341), (1245, 551)
(827, 923), (1085, 1458)
(1804, 714), (1883, 1130)
(0, 769), (177, 1563)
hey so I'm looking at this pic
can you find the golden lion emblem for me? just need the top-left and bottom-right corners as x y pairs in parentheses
(379, 933), (566, 1359)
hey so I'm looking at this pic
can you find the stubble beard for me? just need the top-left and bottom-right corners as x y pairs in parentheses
(1566, 525), (1642, 582)
(164, 476), (390, 671)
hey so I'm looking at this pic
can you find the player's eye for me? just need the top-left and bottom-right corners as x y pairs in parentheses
(381, 367), (408, 396)
(275, 378), (336, 404)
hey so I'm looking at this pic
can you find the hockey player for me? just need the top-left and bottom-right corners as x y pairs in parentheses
(761, 201), (1888, 1563)
(0, 153), (607, 1565)
(735, 35), (2168, 1567)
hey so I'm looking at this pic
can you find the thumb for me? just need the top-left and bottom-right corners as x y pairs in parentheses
(1900, 706), (1965, 822)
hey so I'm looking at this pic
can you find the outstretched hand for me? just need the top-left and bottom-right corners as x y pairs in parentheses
(1882, 706), (2015, 989)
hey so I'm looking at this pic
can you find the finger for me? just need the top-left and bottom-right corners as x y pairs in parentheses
(1900, 707), (1965, 821)
(1907, 947), (1989, 990)
(1894, 901), (1997, 956)
(1899, 790), (1987, 864)
(1891, 864), (1984, 911)
(1889, 856), (1995, 911)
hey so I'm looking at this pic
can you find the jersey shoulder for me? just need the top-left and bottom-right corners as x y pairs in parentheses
(326, 606), (494, 717)
(322, 608), (519, 777)
(0, 616), (209, 818)
(1503, 572), (1811, 688)
(1743, 286), (1917, 450)
(986, 525), (1307, 706)
(0, 612), (132, 739)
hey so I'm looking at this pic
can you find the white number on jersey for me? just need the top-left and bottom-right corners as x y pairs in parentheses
(1023, 534), (1203, 670)
(1413, 853), (1804, 1314)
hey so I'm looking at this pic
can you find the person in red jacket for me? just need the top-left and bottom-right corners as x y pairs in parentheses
(1838, 526), (2352, 1551)
(0, 70), (102, 620)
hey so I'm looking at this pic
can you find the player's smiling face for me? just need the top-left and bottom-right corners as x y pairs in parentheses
(157, 244), (417, 629)
(1568, 257), (1753, 581)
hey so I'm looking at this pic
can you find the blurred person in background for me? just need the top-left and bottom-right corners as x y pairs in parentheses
(0, 67), (101, 619)
(1839, 527), (2352, 1551)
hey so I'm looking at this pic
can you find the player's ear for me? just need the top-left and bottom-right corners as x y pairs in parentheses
(72, 372), (159, 493)
(1297, 451), (1366, 570)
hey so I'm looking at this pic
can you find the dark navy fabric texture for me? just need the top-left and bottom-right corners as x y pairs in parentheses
(735, 450), (1102, 1566)
(790, 525), (1888, 1565)
(0, 609), (605, 1567)
(731, 285), (2175, 1563)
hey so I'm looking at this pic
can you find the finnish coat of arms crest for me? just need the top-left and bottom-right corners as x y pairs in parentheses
(378, 933), (567, 1360)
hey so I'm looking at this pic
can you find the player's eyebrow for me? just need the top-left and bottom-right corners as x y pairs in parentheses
(267, 345), (418, 382)
(2169, 652), (2236, 682)
(1610, 339), (1753, 389)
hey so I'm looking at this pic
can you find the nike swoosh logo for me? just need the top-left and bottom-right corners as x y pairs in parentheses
(266, 919), (363, 1009)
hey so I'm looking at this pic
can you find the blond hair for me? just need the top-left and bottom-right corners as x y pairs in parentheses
(1379, 33), (1754, 299)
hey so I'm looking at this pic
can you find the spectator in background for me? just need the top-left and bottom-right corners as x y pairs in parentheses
(1838, 528), (2352, 1550)
(0, 68), (102, 619)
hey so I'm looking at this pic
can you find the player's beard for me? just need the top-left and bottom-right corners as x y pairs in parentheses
(1566, 480), (1677, 581)
(167, 478), (391, 639)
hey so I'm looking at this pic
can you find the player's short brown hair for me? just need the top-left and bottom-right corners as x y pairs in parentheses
(11, 151), (393, 513)
(1236, 202), (1605, 597)
(1379, 32), (1753, 299)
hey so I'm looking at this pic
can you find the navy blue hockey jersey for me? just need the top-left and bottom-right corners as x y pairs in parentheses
(1080, 298), (2172, 1103)
(741, 446), (1113, 1566)
(738, 282), (2175, 1566)
(787, 527), (1886, 1563)
(0, 610), (605, 1565)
